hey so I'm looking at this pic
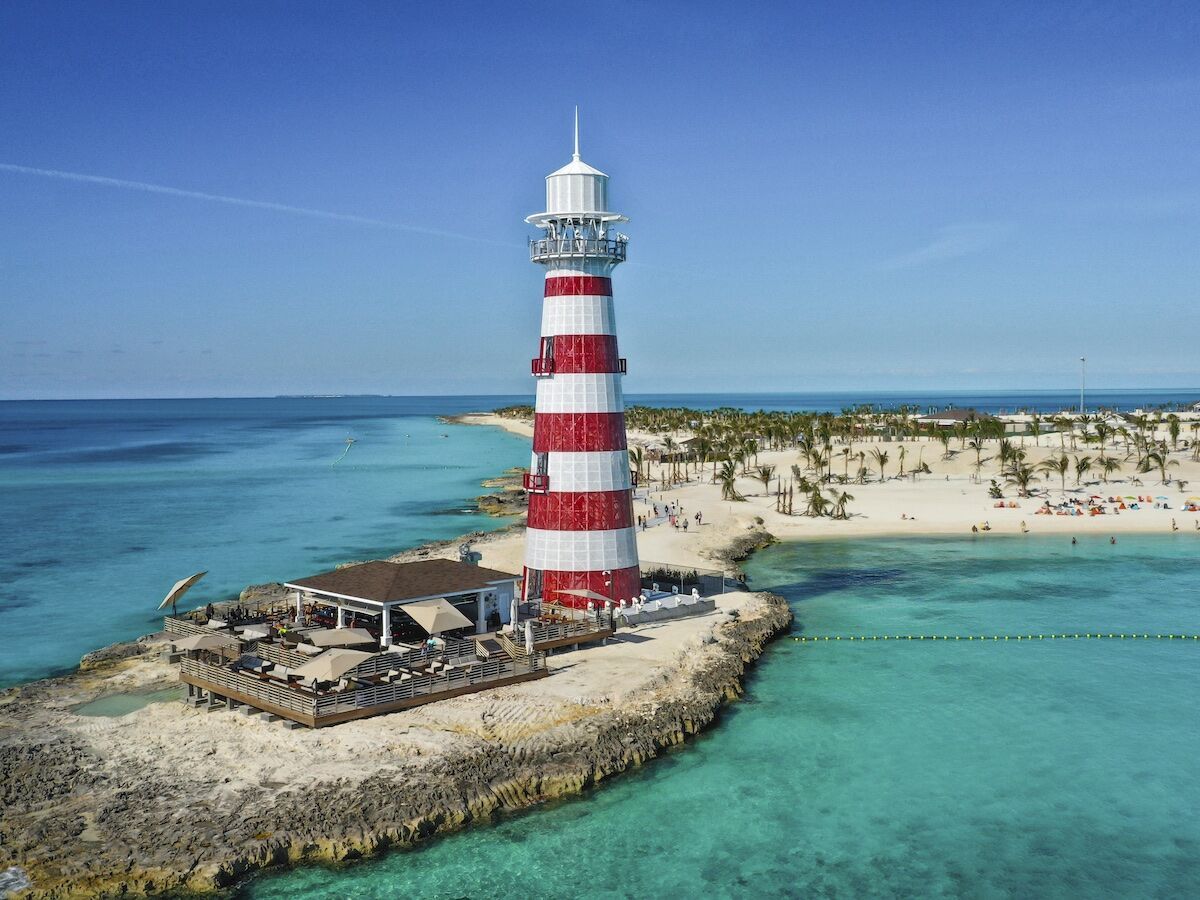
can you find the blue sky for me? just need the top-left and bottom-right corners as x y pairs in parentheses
(2, 1), (1198, 399)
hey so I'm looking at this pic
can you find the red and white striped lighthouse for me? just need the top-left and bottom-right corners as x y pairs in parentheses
(522, 112), (639, 608)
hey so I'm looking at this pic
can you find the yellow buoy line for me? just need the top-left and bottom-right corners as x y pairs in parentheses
(794, 633), (1200, 643)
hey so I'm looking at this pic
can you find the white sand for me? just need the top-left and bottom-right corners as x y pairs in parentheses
(458, 412), (1200, 576)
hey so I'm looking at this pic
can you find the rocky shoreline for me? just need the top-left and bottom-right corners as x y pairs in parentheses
(0, 591), (790, 898)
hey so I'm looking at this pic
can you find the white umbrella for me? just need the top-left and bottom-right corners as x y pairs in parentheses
(402, 598), (473, 635)
(291, 648), (375, 683)
(305, 627), (376, 648)
(171, 633), (230, 653)
(158, 571), (207, 617)
(509, 592), (519, 634)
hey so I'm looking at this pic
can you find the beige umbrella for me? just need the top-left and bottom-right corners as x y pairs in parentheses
(305, 627), (376, 648)
(157, 571), (207, 617)
(171, 633), (230, 653)
(292, 648), (375, 683)
(401, 598), (473, 635)
(554, 588), (611, 603)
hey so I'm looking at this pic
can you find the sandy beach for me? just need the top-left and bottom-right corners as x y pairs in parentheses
(455, 411), (1200, 580)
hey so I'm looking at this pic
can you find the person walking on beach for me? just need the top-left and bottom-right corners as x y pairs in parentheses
(695, 511), (702, 526)
(683, 518), (689, 532)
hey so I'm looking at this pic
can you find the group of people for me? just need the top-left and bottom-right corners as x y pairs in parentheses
(638, 499), (702, 533)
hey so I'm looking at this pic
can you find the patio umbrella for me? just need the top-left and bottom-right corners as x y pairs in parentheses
(158, 571), (207, 618)
(305, 627), (375, 648)
(292, 648), (375, 683)
(402, 598), (472, 635)
(555, 588), (611, 604)
(171, 632), (230, 653)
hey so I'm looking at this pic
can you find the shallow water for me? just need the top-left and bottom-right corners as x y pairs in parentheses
(0, 397), (531, 687)
(245, 534), (1200, 899)
(72, 687), (180, 717)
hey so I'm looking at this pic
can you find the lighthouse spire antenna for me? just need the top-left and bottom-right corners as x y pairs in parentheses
(573, 106), (580, 160)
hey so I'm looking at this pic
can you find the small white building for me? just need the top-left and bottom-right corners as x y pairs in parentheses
(285, 559), (519, 648)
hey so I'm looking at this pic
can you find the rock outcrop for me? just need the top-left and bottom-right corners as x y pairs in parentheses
(0, 592), (790, 898)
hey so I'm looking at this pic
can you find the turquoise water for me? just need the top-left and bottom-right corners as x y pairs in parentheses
(0, 397), (531, 687)
(72, 687), (180, 717)
(245, 535), (1200, 898)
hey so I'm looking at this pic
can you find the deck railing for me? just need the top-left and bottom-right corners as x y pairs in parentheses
(180, 657), (318, 716)
(253, 643), (308, 669)
(313, 654), (545, 715)
(181, 650), (545, 721)
(495, 630), (530, 661)
(529, 236), (627, 263)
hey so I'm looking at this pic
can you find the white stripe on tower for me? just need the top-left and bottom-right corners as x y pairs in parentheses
(533, 373), (625, 414)
(540, 295), (616, 336)
(531, 450), (633, 493)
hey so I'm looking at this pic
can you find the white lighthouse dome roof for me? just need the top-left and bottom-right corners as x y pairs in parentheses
(548, 156), (607, 178)
(527, 109), (627, 224)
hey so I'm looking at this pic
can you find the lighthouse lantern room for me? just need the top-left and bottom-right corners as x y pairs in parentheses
(522, 112), (640, 609)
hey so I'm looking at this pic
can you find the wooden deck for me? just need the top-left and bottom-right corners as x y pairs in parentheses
(178, 650), (547, 728)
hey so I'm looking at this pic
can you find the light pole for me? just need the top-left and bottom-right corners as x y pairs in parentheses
(1079, 357), (1086, 414)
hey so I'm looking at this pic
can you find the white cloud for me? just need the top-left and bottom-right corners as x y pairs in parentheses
(879, 223), (1011, 270)
(0, 163), (514, 247)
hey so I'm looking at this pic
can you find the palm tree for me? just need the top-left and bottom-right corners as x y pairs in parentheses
(831, 490), (854, 520)
(1099, 455), (1122, 483)
(756, 464), (775, 496)
(870, 448), (889, 482)
(805, 486), (831, 517)
(1005, 463), (1039, 498)
(897, 445), (907, 478)
(1038, 454), (1070, 493)
(1167, 414), (1181, 451)
(718, 459), (745, 501)
(1073, 455), (1092, 486)
(1140, 450), (1179, 485)
(628, 446), (645, 485)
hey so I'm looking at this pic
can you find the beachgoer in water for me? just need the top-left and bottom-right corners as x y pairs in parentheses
(1071, 537), (1077, 545)
(1110, 536), (1116, 544)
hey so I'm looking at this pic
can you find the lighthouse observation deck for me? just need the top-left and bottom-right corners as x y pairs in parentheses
(529, 235), (627, 264)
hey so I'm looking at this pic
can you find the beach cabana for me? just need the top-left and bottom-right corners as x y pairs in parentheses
(284, 559), (520, 648)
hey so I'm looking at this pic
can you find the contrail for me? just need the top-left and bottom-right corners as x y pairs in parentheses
(0, 162), (515, 247)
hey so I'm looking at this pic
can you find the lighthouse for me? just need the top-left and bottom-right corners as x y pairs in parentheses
(522, 112), (640, 609)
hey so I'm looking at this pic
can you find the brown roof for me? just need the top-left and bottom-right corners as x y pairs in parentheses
(286, 559), (518, 604)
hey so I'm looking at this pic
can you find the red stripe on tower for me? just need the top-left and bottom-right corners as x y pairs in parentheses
(544, 275), (612, 297)
(532, 413), (627, 453)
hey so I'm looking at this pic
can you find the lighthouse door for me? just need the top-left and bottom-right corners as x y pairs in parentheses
(526, 568), (543, 602)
